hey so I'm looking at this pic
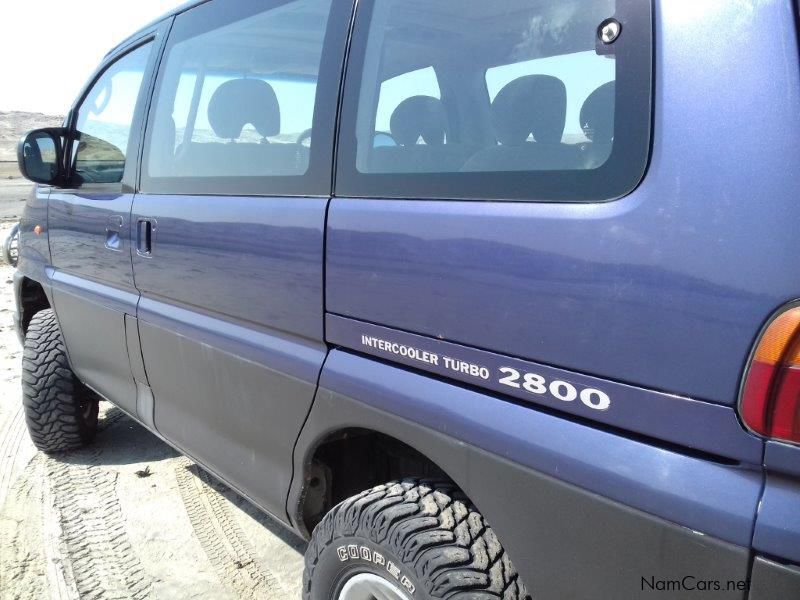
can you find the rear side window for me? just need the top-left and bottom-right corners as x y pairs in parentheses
(142, 0), (343, 196)
(337, 0), (652, 202)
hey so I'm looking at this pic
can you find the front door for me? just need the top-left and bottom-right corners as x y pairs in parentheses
(131, 0), (349, 519)
(48, 29), (164, 415)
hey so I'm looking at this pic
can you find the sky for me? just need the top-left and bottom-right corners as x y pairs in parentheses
(0, 0), (184, 115)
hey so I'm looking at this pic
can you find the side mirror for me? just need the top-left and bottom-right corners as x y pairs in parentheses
(17, 128), (67, 186)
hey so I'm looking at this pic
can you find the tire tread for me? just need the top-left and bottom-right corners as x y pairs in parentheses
(304, 479), (531, 599)
(21, 309), (97, 453)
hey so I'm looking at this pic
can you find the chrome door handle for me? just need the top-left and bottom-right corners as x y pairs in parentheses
(136, 218), (156, 257)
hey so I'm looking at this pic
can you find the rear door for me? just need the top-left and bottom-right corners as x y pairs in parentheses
(132, 0), (350, 520)
(48, 27), (166, 415)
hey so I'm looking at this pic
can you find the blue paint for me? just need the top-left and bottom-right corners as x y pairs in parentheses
(131, 195), (326, 342)
(765, 441), (800, 480)
(18, 186), (50, 274)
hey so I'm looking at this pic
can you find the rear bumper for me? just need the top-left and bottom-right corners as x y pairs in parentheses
(292, 350), (760, 599)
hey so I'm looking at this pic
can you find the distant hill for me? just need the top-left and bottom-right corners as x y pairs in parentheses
(0, 111), (64, 162)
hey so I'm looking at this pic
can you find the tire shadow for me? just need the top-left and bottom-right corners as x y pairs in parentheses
(47, 402), (179, 467)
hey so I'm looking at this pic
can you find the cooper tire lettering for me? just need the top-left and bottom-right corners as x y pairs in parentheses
(331, 543), (416, 594)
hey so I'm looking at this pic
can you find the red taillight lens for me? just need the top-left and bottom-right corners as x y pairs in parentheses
(740, 307), (800, 444)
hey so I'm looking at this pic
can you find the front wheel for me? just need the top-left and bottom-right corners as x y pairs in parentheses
(303, 479), (530, 600)
(21, 309), (99, 453)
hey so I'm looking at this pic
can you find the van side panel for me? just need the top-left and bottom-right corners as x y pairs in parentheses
(292, 350), (754, 599)
(326, 0), (800, 406)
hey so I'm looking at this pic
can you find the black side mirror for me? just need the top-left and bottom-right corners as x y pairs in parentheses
(17, 128), (68, 186)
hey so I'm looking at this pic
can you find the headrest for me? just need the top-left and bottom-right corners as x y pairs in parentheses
(390, 96), (447, 146)
(208, 79), (280, 140)
(580, 81), (615, 143)
(491, 75), (566, 145)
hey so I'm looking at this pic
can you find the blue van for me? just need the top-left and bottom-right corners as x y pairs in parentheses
(12, 0), (800, 597)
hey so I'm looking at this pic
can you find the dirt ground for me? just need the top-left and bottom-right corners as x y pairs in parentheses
(0, 182), (306, 599)
(0, 163), (32, 222)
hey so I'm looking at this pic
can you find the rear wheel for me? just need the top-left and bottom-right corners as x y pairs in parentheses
(21, 309), (99, 453)
(303, 479), (530, 600)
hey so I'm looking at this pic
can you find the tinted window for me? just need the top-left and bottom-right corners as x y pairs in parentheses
(337, 0), (652, 201)
(73, 43), (152, 185)
(143, 0), (335, 195)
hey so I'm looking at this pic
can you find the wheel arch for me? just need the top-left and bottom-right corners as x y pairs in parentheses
(18, 275), (51, 336)
(291, 425), (455, 539)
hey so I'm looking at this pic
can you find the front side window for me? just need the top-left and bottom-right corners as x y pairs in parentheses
(73, 43), (152, 185)
(337, 0), (652, 202)
(143, 0), (335, 195)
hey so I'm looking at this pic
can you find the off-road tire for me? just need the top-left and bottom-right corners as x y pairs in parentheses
(21, 309), (98, 453)
(303, 479), (531, 599)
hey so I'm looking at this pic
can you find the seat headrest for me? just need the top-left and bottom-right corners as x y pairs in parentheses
(208, 79), (280, 140)
(580, 81), (615, 143)
(491, 75), (566, 145)
(390, 96), (447, 146)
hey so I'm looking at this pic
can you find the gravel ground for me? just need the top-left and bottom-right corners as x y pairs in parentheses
(0, 211), (307, 598)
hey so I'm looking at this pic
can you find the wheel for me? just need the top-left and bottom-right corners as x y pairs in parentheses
(21, 309), (99, 453)
(303, 479), (530, 600)
(2, 222), (19, 267)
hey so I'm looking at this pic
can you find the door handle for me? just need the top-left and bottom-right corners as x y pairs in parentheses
(136, 218), (156, 257)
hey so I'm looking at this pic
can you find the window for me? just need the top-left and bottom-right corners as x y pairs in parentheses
(143, 0), (336, 195)
(485, 51), (615, 147)
(73, 43), (152, 185)
(337, 0), (652, 202)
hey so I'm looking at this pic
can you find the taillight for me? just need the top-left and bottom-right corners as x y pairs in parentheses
(739, 306), (800, 444)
